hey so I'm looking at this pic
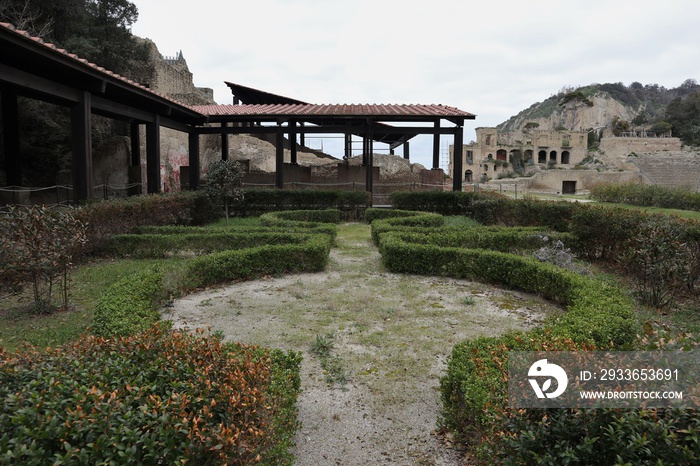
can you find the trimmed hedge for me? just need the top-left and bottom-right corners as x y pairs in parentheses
(183, 234), (332, 291)
(0, 325), (301, 465)
(237, 189), (370, 220)
(76, 191), (219, 254)
(92, 267), (165, 338)
(378, 231), (637, 348)
(107, 232), (317, 258)
(93, 217), (335, 339)
(590, 182), (700, 211)
(373, 210), (649, 463)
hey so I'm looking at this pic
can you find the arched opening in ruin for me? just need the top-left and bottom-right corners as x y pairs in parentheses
(483, 164), (489, 171)
(549, 151), (558, 163)
(524, 149), (533, 164)
(497, 149), (507, 161)
(561, 151), (570, 164)
(465, 170), (473, 182)
(538, 150), (547, 163)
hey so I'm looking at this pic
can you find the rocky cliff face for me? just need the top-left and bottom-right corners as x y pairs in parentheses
(498, 92), (637, 139)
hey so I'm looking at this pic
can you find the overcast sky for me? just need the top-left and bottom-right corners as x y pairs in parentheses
(131, 0), (700, 168)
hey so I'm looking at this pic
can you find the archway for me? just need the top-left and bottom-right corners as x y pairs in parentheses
(465, 170), (473, 182)
(496, 149), (507, 161)
(549, 151), (558, 163)
(538, 150), (547, 163)
(561, 151), (570, 164)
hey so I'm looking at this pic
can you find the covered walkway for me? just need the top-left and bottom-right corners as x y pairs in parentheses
(0, 22), (475, 203)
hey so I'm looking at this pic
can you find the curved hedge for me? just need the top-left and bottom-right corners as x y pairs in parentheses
(372, 210), (645, 462)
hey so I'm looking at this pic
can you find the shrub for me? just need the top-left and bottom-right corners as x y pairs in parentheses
(0, 205), (87, 312)
(0, 325), (302, 465)
(205, 159), (244, 224)
(622, 215), (693, 308)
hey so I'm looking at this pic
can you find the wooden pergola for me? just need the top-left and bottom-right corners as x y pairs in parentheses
(0, 22), (475, 203)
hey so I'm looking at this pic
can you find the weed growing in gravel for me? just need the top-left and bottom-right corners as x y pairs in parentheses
(310, 333), (349, 386)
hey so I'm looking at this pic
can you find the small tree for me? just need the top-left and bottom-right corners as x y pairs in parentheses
(205, 159), (244, 224)
(0, 205), (88, 313)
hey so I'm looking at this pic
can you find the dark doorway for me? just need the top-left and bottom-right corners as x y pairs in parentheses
(562, 180), (577, 194)
(465, 170), (473, 182)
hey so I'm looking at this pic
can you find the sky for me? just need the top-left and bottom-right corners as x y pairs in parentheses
(131, 0), (700, 169)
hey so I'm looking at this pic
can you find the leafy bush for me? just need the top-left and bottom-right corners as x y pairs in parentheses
(205, 159), (244, 224)
(0, 325), (301, 465)
(0, 205), (87, 312)
(622, 215), (693, 308)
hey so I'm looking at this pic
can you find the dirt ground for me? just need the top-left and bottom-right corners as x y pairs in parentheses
(161, 224), (560, 465)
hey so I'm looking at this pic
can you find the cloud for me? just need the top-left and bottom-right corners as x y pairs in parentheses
(130, 0), (700, 165)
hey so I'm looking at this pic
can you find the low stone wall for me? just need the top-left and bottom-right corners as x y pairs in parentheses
(600, 136), (682, 156)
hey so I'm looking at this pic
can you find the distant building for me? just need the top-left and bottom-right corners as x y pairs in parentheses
(449, 127), (587, 183)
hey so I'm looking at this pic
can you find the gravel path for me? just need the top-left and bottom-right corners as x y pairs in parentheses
(162, 224), (559, 465)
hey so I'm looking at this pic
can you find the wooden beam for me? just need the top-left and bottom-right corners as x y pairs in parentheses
(70, 90), (93, 203)
(146, 114), (161, 193)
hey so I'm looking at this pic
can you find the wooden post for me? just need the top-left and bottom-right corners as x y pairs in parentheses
(1, 88), (21, 186)
(130, 122), (140, 166)
(432, 121), (440, 169)
(275, 124), (284, 188)
(221, 122), (229, 160)
(146, 114), (161, 194)
(70, 91), (93, 203)
(452, 125), (464, 192)
(289, 121), (298, 165)
(189, 131), (200, 190)
(403, 141), (410, 160)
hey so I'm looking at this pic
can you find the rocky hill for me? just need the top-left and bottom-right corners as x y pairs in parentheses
(497, 81), (700, 142)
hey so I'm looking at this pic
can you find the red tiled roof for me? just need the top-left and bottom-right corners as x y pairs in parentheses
(0, 22), (200, 114)
(192, 103), (475, 118)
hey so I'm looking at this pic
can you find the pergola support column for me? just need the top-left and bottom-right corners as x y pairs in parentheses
(289, 121), (298, 165)
(275, 124), (284, 188)
(146, 114), (161, 194)
(432, 121), (440, 169)
(452, 125), (464, 192)
(188, 131), (200, 190)
(403, 141), (410, 160)
(221, 122), (229, 160)
(365, 121), (374, 194)
(130, 122), (140, 166)
(70, 90), (93, 203)
(1, 87), (21, 186)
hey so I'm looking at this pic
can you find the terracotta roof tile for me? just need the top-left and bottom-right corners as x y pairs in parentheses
(192, 103), (475, 118)
(0, 22), (199, 113)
